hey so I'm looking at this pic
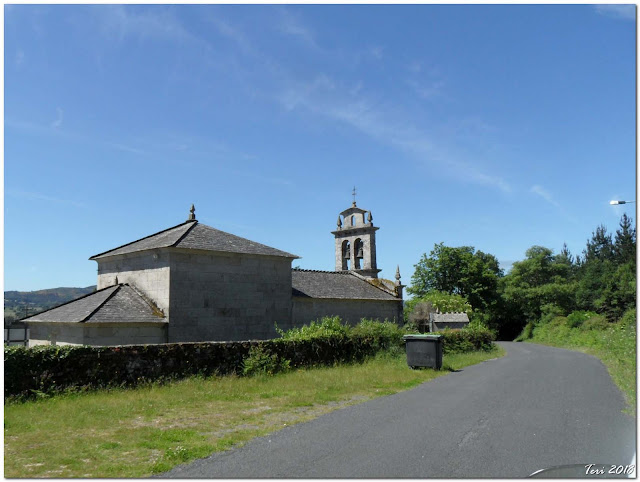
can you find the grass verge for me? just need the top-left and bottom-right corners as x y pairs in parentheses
(4, 346), (504, 478)
(524, 320), (636, 416)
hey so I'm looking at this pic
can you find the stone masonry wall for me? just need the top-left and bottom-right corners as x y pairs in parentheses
(28, 323), (167, 347)
(168, 250), (294, 342)
(96, 251), (171, 314)
(292, 297), (403, 326)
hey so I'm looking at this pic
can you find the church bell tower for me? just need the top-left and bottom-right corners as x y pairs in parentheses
(331, 189), (381, 279)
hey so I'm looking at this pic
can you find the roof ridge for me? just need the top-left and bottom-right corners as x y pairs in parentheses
(292, 268), (350, 274)
(83, 284), (123, 323)
(20, 285), (113, 321)
(170, 220), (199, 248)
(123, 283), (165, 318)
(89, 221), (194, 260)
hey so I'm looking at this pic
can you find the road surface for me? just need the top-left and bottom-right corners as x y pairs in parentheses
(162, 342), (636, 478)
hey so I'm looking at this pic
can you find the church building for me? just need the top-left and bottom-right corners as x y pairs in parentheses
(24, 200), (404, 346)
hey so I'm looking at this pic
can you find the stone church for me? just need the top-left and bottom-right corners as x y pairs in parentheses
(25, 200), (404, 346)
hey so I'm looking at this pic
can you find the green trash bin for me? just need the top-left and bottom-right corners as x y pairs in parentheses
(403, 334), (443, 369)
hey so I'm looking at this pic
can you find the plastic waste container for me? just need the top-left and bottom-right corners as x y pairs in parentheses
(403, 334), (443, 369)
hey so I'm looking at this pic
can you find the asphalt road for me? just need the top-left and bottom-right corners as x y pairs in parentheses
(162, 342), (636, 478)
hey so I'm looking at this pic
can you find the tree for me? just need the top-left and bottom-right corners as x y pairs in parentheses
(500, 246), (576, 328)
(613, 213), (636, 267)
(408, 243), (503, 313)
(582, 225), (614, 263)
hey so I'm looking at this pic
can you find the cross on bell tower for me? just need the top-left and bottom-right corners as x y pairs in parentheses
(331, 190), (381, 279)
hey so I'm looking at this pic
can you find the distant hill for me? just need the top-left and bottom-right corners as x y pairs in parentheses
(4, 286), (97, 322)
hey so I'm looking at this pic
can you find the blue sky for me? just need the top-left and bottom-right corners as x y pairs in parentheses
(4, 4), (636, 292)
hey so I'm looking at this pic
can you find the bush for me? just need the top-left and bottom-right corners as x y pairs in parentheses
(619, 308), (636, 327)
(276, 316), (350, 341)
(242, 346), (290, 376)
(515, 321), (535, 341)
(539, 304), (566, 325)
(566, 311), (598, 328)
(351, 318), (405, 350)
(581, 316), (610, 331)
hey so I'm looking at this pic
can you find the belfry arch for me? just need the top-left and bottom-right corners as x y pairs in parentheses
(331, 196), (381, 279)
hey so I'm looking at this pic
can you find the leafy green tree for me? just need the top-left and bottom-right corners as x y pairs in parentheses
(404, 291), (473, 322)
(408, 243), (503, 314)
(500, 246), (576, 329)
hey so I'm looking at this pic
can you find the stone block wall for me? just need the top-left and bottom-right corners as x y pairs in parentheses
(292, 297), (403, 326)
(28, 323), (167, 347)
(167, 250), (294, 342)
(96, 251), (171, 314)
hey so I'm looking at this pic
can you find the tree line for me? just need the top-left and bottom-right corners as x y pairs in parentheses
(406, 214), (636, 339)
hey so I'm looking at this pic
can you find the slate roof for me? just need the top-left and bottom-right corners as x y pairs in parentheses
(90, 221), (299, 260)
(291, 269), (399, 301)
(431, 312), (470, 323)
(22, 284), (166, 324)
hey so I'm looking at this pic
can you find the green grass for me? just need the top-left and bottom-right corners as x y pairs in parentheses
(525, 318), (636, 416)
(4, 346), (504, 478)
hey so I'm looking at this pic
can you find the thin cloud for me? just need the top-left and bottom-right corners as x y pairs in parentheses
(98, 5), (197, 44)
(594, 4), (635, 21)
(51, 108), (64, 129)
(278, 77), (511, 193)
(277, 8), (318, 49)
(531, 185), (561, 208)
(8, 189), (85, 208)
(407, 79), (445, 100)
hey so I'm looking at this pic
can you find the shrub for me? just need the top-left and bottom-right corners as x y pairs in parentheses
(566, 311), (598, 328)
(539, 304), (566, 325)
(242, 346), (290, 377)
(581, 316), (610, 331)
(351, 318), (405, 351)
(515, 321), (535, 341)
(276, 316), (350, 341)
(439, 326), (495, 353)
(619, 308), (636, 327)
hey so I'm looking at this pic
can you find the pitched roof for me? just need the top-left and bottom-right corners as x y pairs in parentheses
(22, 284), (166, 324)
(432, 312), (470, 323)
(90, 221), (299, 260)
(291, 269), (399, 301)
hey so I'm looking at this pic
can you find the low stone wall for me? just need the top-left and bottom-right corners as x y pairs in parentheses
(28, 322), (167, 347)
(4, 334), (392, 399)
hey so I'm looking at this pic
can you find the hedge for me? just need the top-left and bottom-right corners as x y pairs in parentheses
(4, 334), (395, 399)
(5, 322), (495, 400)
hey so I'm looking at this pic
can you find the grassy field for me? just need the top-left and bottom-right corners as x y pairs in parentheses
(524, 317), (636, 416)
(4, 347), (504, 478)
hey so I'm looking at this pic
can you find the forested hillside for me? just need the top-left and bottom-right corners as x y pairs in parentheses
(4, 286), (96, 324)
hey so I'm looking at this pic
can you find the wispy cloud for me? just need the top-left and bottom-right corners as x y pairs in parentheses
(531, 184), (560, 207)
(208, 14), (253, 54)
(98, 5), (196, 43)
(594, 4), (636, 21)
(51, 107), (64, 129)
(106, 142), (146, 155)
(277, 8), (318, 49)
(407, 79), (445, 100)
(278, 74), (511, 193)
(7, 189), (85, 208)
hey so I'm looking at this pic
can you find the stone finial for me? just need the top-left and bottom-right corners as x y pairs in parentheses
(188, 204), (196, 221)
(395, 265), (401, 284)
(337, 215), (342, 228)
(368, 211), (373, 224)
